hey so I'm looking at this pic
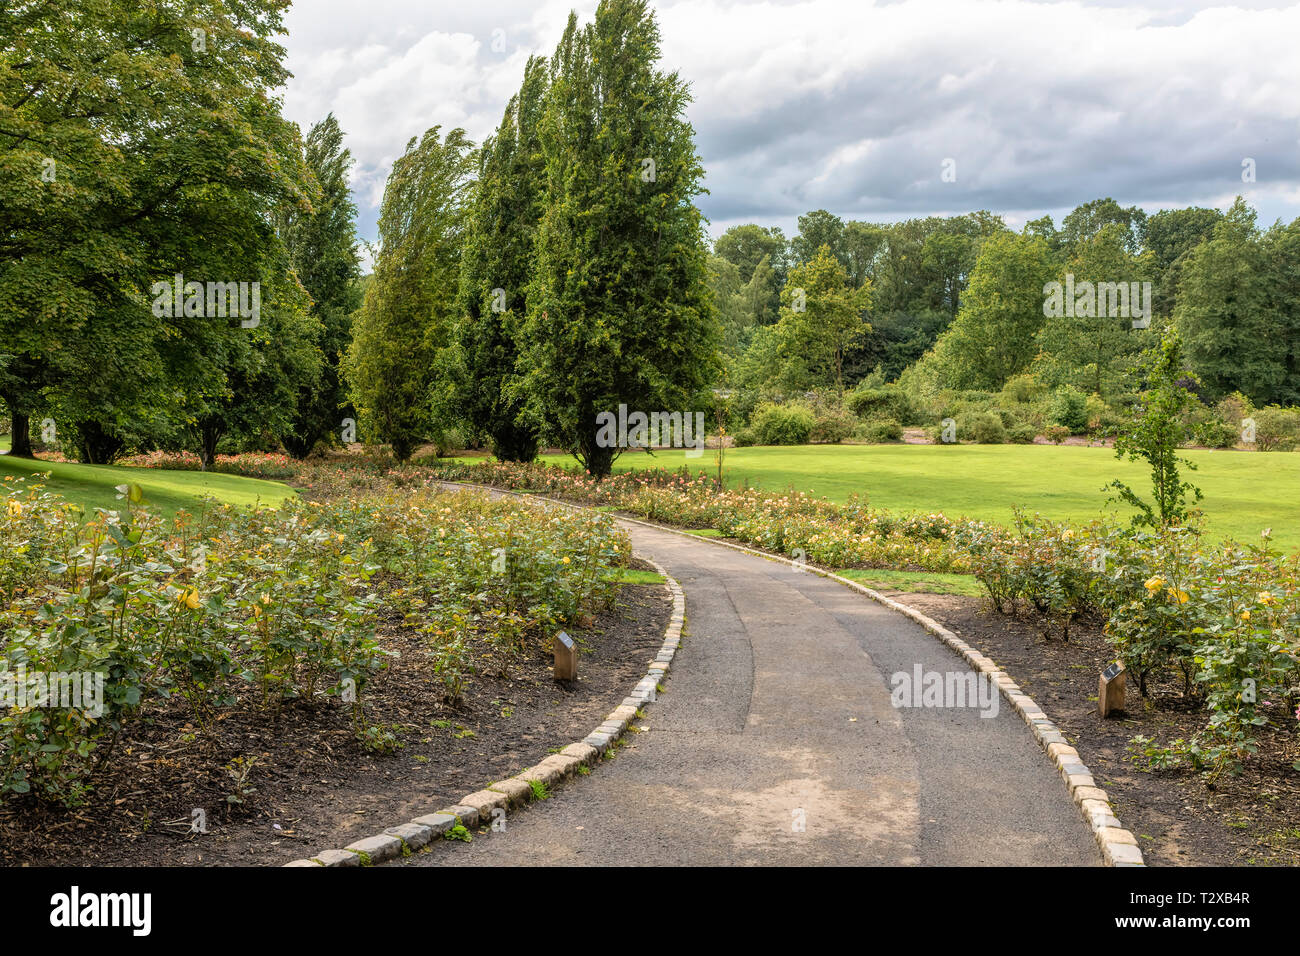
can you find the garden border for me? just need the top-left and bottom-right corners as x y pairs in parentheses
(456, 480), (1144, 867)
(282, 544), (686, 867)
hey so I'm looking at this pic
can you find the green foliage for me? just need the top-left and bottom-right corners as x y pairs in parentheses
(1109, 332), (1203, 529)
(709, 253), (778, 358)
(0, 471), (629, 803)
(344, 127), (475, 460)
(712, 224), (788, 329)
(771, 247), (871, 394)
(1048, 386), (1090, 433)
(955, 411), (1005, 444)
(1144, 206), (1223, 318)
(1251, 405), (1300, 452)
(1060, 198), (1147, 256)
(1007, 423), (1038, 444)
(1033, 223), (1150, 398)
(847, 385), (920, 425)
(437, 58), (549, 462)
(185, 247), (324, 468)
(916, 233), (1056, 391)
(715, 224), (792, 286)
(1175, 198), (1300, 405)
(855, 419), (903, 443)
(964, 516), (1300, 778)
(521, 1), (719, 477)
(0, 483), (384, 801)
(278, 114), (364, 458)
(0, 0), (317, 466)
(999, 373), (1047, 406)
(744, 402), (815, 446)
(810, 405), (857, 444)
(1192, 417), (1240, 449)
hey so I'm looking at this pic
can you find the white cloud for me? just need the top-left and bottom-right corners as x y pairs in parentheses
(279, 0), (1300, 246)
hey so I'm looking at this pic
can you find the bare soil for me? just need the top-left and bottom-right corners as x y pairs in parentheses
(0, 579), (671, 867)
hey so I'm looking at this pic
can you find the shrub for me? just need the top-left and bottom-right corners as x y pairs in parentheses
(955, 411), (1005, 444)
(937, 390), (996, 422)
(0, 475), (629, 804)
(1215, 392), (1252, 432)
(1193, 418), (1240, 449)
(1083, 393), (1111, 435)
(1048, 386), (1089, 433)
(855, 419), (903, 443)
(1007, 423), (1038, 444)
(1000, 373), (1047, 405)
(847, 386), (920, 426)
(747, 402), (815, 446)
(1251, 405), (1300, 452)
(1045, 424), (1071, 444)
(810, 406), (856, 444)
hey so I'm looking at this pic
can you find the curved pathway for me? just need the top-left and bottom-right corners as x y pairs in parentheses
(403, 516), (1098, 866)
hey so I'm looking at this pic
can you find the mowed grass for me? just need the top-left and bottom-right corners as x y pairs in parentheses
(835, 568), (984, 597)
(533, 443), (1300, 550)
(0, 453), (297, 517)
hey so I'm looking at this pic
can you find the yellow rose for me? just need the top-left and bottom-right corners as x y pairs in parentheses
(6, 500), (21, 517)
(177, 588), (200, 610)
(1144, 576), (1165, 593)
(1258, 591), (1276, 605)
(1240, 610), (1251, 621)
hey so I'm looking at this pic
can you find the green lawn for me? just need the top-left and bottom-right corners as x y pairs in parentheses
(533, 443), (1300, 549)
(835, 568), (984, 597)
(603, 568), (667, 585)
(0, 453), (296, 517)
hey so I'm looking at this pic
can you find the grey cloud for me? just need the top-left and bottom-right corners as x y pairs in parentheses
(281, 0), (1300, 245)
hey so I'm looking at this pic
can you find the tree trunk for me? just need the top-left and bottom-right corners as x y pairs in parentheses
(581, 431), (616, 478)
(492, 420), (540, 463)
(199, 422), (222, 470)
(75, 421), (124, 465)
(8, 410), (33, 458)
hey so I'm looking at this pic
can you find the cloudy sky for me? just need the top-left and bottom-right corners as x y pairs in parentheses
(279, 0), (1300, 260)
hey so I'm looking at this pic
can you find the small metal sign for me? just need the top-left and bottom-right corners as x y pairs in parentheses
(554, 630), (577, 681)
(1099, 661), (1127, 717)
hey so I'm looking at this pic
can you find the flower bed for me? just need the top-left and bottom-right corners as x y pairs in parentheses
(0, 474), (628, 804)
(428, 460), (978, 573)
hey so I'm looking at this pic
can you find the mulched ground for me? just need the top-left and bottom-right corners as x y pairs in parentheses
(0, 578), (670, 867)
(883, 590), (1300, 866)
